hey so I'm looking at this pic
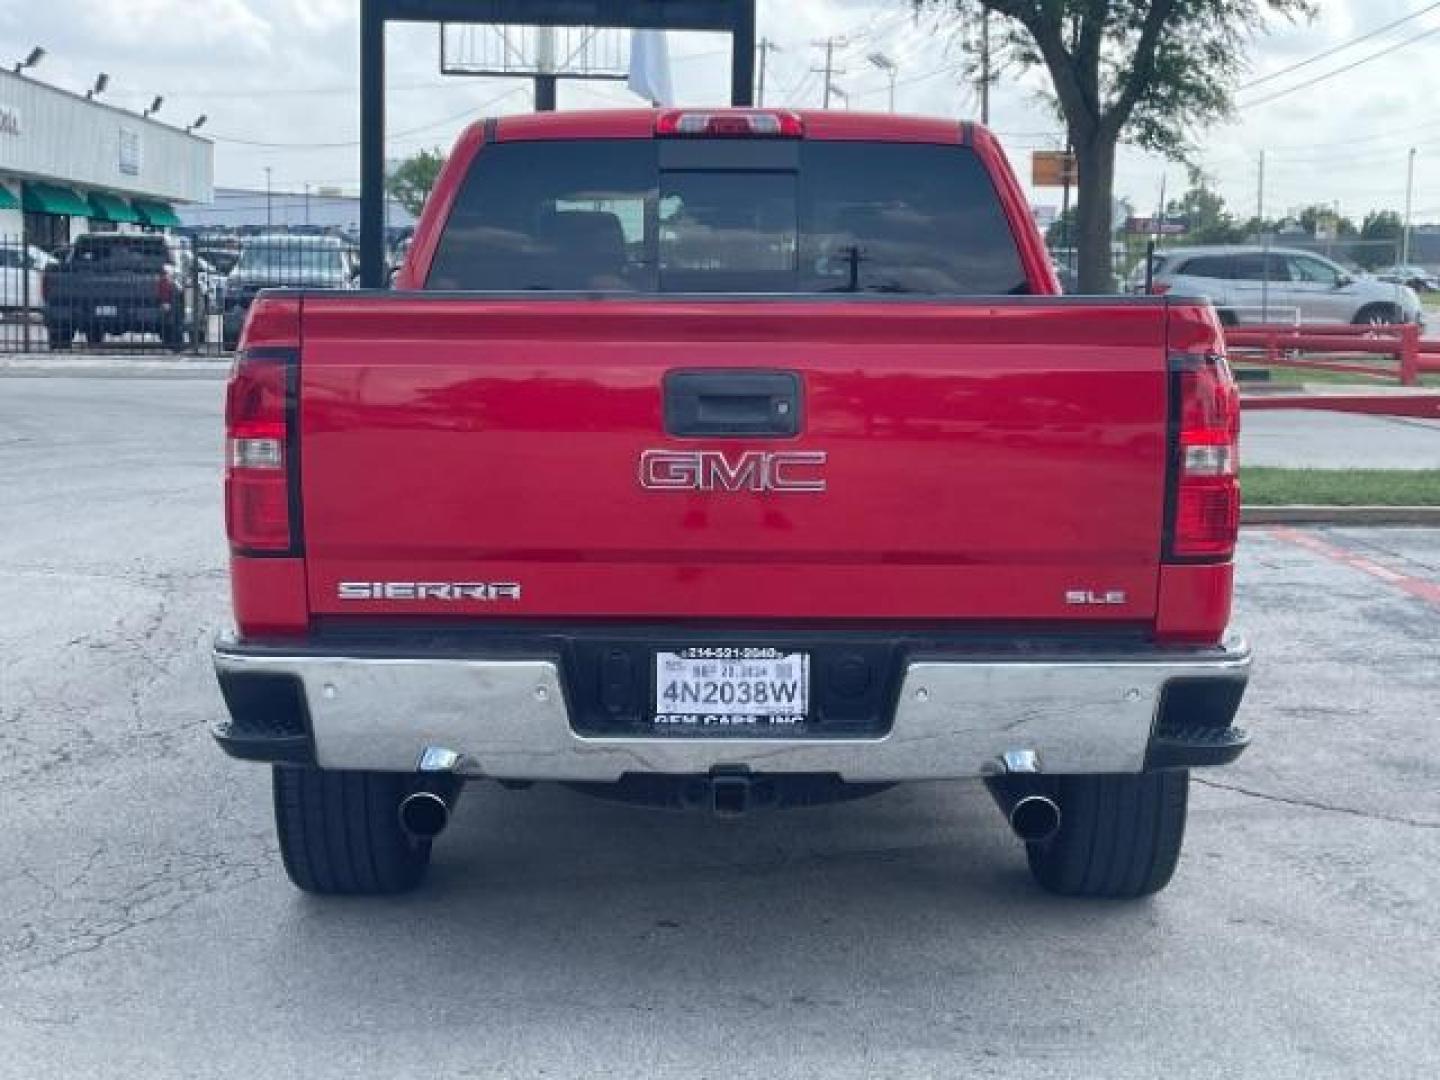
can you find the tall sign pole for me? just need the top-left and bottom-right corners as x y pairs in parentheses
(535, 26), (558, 110)
(359, 0), (386, 288)
(732, 0), (756, 105)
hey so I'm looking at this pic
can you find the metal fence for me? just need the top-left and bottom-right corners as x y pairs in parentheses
(1045, 236), (1415, 296)
(0, 229), (369, 356)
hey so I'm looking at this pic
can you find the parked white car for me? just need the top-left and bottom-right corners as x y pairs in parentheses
(1373, 264), (1440, 293)
(0, 244), (53, 312)
(1130, 245), (1424, 326)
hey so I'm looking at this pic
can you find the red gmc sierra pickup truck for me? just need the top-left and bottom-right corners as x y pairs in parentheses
(212, 108), (1249, 899)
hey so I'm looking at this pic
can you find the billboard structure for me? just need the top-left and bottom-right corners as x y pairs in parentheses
(440, 24), (631, 111)
(359, 0), (757, 285)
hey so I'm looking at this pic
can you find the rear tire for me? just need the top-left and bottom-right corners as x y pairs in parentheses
(1354, 303), (1401, 326)
(272, 766), (432, 895)
(46, 323), (72, 350)
(85, 327), (104, 345)
(1025, 771), (1188, 898)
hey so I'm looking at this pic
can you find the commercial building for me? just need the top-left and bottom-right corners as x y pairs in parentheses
(0, 68), (212, 251)
(178, 186), (414, 235)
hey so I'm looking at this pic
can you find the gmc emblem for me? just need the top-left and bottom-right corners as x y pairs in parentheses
(639, 449), (827, 493)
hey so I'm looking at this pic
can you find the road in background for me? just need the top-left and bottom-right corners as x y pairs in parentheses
(1, 377), (1437, 1079)
(1241, 409), (1440, 469)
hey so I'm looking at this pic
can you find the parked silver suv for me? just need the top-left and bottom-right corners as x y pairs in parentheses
(1130, 245), (1423, 326)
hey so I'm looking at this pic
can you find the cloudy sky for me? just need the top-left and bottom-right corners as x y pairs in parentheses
(5, 0), (1439, 223)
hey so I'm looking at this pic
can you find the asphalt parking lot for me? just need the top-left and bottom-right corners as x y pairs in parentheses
(1, 376), (1437, 1079)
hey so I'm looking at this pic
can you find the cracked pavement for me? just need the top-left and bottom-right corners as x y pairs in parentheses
(1, 376), (1438, 1079)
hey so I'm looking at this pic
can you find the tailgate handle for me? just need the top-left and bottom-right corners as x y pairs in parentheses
(664, 371), (801, 438)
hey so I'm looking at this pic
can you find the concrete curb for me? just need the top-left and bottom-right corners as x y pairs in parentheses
(0, 356), (229, 379)
(1242, 505), (1440, 526)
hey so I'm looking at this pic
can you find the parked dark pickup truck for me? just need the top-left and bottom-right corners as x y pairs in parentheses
(212, 109), (1249, 900)
(43, 233), (207, 351)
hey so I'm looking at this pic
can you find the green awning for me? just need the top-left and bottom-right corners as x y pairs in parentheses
(87, 190), (141, 224)
(21, 182), (91, 217)
(132, 199), (181, 228)
(0, 184), (17, 210)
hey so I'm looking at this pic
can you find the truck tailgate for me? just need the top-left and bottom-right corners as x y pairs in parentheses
(298, 295), (1171, 625)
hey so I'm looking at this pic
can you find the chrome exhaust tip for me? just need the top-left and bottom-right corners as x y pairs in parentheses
(984, 749), (1061, 844)
(1007, 793), (1062, 844)
(398, 745), (463, 840)
(398, 790), (452, 840)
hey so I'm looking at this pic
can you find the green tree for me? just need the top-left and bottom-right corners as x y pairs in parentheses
(386, 148), (446, 217)
(1045, 206), (1079, 248)
(1358, 209), (1403, 270)
(916, 0), (1312, 292)
(1296, 204), (1356, 239)
(1165, 168), (1244, 243)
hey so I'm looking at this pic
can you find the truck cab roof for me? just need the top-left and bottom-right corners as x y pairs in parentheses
(480, 108), (989, 146)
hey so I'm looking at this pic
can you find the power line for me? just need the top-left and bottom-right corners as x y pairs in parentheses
(1239, 24), (1440, 109)
(208, 87), (527, 148)
(848, 59), (966, 97)
(1241, 3), (1440, 90)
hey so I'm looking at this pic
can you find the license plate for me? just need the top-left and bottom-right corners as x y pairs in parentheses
(95, 305), (118, 317)
(654, 648), (809, 729)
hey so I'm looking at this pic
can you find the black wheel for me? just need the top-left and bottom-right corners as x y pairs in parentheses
(1354, 303), (1401, 327)
(1216, 309), (1239, 328)
(272, 766), (432, 895)
(46, 323), (72, 350)
(1025, 771), (1188, 898)
(85, 327), (104, 345)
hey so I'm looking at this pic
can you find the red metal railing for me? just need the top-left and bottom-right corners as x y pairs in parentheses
(1225, 322), (1440, 386)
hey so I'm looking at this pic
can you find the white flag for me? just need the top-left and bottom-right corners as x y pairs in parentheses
(628, 30), (674, 107)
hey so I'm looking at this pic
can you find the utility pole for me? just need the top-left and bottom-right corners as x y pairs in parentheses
(979, 11), (991, 126)
(264, 166), (273, 229)
(812, 37), (846, 109)
(304, 182), (311, 227)
(1256, 150), (1265, 225)
(756, 38), (780, 106)
(1403, 147), (1416, 265)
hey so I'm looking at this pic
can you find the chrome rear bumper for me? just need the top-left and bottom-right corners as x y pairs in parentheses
(211, 633), (1251, 781)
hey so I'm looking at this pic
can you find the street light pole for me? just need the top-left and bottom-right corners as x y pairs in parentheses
(264, 167), (273, 229)
(867, 51), (897, 112)
(979, 11), (991, 126)
(1256, 150), (1265, 224)
(1403, 147), (1416, 266)
(756, 38), (780, 106)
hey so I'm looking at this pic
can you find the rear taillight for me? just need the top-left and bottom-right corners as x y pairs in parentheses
(225, 347), (299, 554)
(1167, 353), (1240, 560)
(1147, 282), (1172, 296)
(655, 109), (804, 138)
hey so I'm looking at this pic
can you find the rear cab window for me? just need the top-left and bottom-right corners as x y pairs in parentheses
(426, 139), (1030, 296)
(68, 236), (170, 269)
